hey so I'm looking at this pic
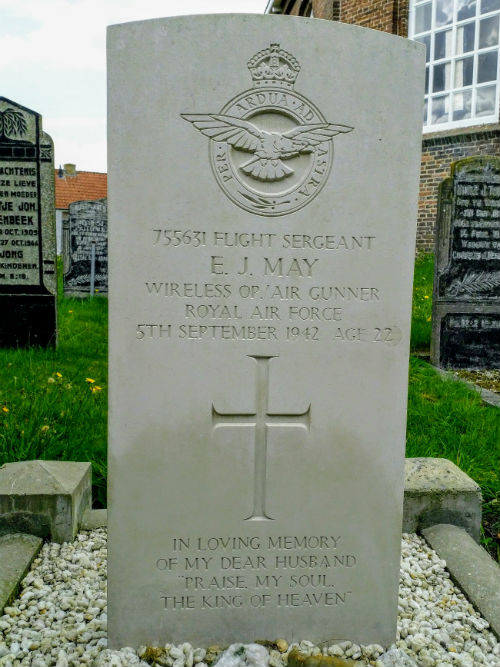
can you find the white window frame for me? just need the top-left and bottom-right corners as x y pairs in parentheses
(409, 0), (500, 132)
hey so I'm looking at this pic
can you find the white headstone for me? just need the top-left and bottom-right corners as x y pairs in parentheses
(107, 14), (424, 649)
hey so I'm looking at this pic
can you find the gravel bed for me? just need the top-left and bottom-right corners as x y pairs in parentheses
(0, 529), (499, 667)
(452, 370), (500, 395)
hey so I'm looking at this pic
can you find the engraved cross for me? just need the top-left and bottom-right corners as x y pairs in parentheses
(212, 355), (310, 521)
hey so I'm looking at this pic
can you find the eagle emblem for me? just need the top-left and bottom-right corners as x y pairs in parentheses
(181, 44), (354, 216)
(181, 113), (352, 183)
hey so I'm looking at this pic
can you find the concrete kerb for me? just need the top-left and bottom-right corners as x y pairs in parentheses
(433, 365), (500, 408)
(403, 458), (482, 541)
(422, 523), (500, 639)
(0, 533), (43, 614)
(0, 461), (92, 544)
(80, 508), (107, 530)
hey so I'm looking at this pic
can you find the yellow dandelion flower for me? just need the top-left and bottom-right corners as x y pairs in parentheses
(426, 316), (432, 322)
(91, 385), (102, 393)
(86, 378), (95, 384)
(424, 295), (429, 299)
(2, 406), (9, 413)
(56, 372), (62, 378)
(68, 310), (73, 313)
(40, 425), (49, 433)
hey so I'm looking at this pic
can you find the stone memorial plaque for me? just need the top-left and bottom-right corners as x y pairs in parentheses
(0, 97), (57, 346)
(107, 15), (424, 649)
(431, 156), (500, 369)
(63, 199), (108, 296)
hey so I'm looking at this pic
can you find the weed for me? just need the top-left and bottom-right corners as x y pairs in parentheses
(410, 253), (434, 352)
(0, 296), (108, 508)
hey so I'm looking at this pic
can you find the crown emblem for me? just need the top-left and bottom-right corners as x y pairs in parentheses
(247, 43), (300, 89)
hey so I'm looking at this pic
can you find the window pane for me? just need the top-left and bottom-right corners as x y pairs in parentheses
(415, 2), (432, 32)
(423, 99), (429, 123)
(431, 94), (450, 122)
(478, 49), (499, 80)
(479, 15), (499, 47)
(475, 84), (497, 113)
(416, 34), (431, 61)
(433, 62), (452, 90)
(455, 56), (474, 88)
(481, 0), (500, 14)
(436, 0), (454, 26)
(435, 29), (453, 58)
(455, 56), (475, 85)
(456, 21), (476, 53)
(452, 90), (473, 118)
(425, 66), (430, 93)
(457, 0), (477, 20)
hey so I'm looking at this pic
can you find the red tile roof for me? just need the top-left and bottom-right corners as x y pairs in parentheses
(54, 170), (107, 209)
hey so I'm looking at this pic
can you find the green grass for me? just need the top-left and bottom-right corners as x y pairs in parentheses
(407, 356), (500, 559)
(0, 296), (108, 508)
(0, 255), (498, 559)
(410, 253), (434, 352)
(407, 357), (499, 495)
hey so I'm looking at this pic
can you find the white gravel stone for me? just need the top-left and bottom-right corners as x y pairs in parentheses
(0, 530), (499, 667)
(213, 644), (269, 667)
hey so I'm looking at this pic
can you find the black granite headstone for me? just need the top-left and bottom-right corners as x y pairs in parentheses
(63, 199), (108, 296)
(0, 97), (57, 347)
(431, 156), (500, 369)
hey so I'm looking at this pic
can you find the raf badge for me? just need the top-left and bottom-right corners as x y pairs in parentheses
(182, 43), (353, 216)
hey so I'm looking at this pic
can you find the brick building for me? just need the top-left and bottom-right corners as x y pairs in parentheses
(265, 0), (500, 252)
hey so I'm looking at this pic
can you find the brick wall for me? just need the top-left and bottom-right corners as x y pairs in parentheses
(340, 0), (396, 33)
(308, 0), (408, 34)
(417, 126), (500, 253)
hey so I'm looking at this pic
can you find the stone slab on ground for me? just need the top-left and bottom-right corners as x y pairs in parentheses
(0, 533), (43, 614)
(80, 508), (107, 530)
(403, 458), (482, 541)
(0, 461), (92, 543)
(422, 523), (500, 639)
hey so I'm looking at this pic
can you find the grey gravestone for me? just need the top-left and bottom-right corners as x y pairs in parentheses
(0, 97), (57, 346)
(107, 15), (424, 649)
(63, 198), (108, 296)
(431, 156), (500, 369)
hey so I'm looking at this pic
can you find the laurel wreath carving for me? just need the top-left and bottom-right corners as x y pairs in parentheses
(238, 190), (291, 210)
(446, 270), (500, 297)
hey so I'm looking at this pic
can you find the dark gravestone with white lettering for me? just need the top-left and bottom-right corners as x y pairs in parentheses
(63, 199), (108, 296)
(0, 97), (57, 346)
(431, 156), (500, 369)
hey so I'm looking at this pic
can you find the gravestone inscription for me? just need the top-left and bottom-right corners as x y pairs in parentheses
(431, 156), (500, 369)
(107, 15), (424, 649)
(63, 198), (108, 296)
(0, 97), (57, 346)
